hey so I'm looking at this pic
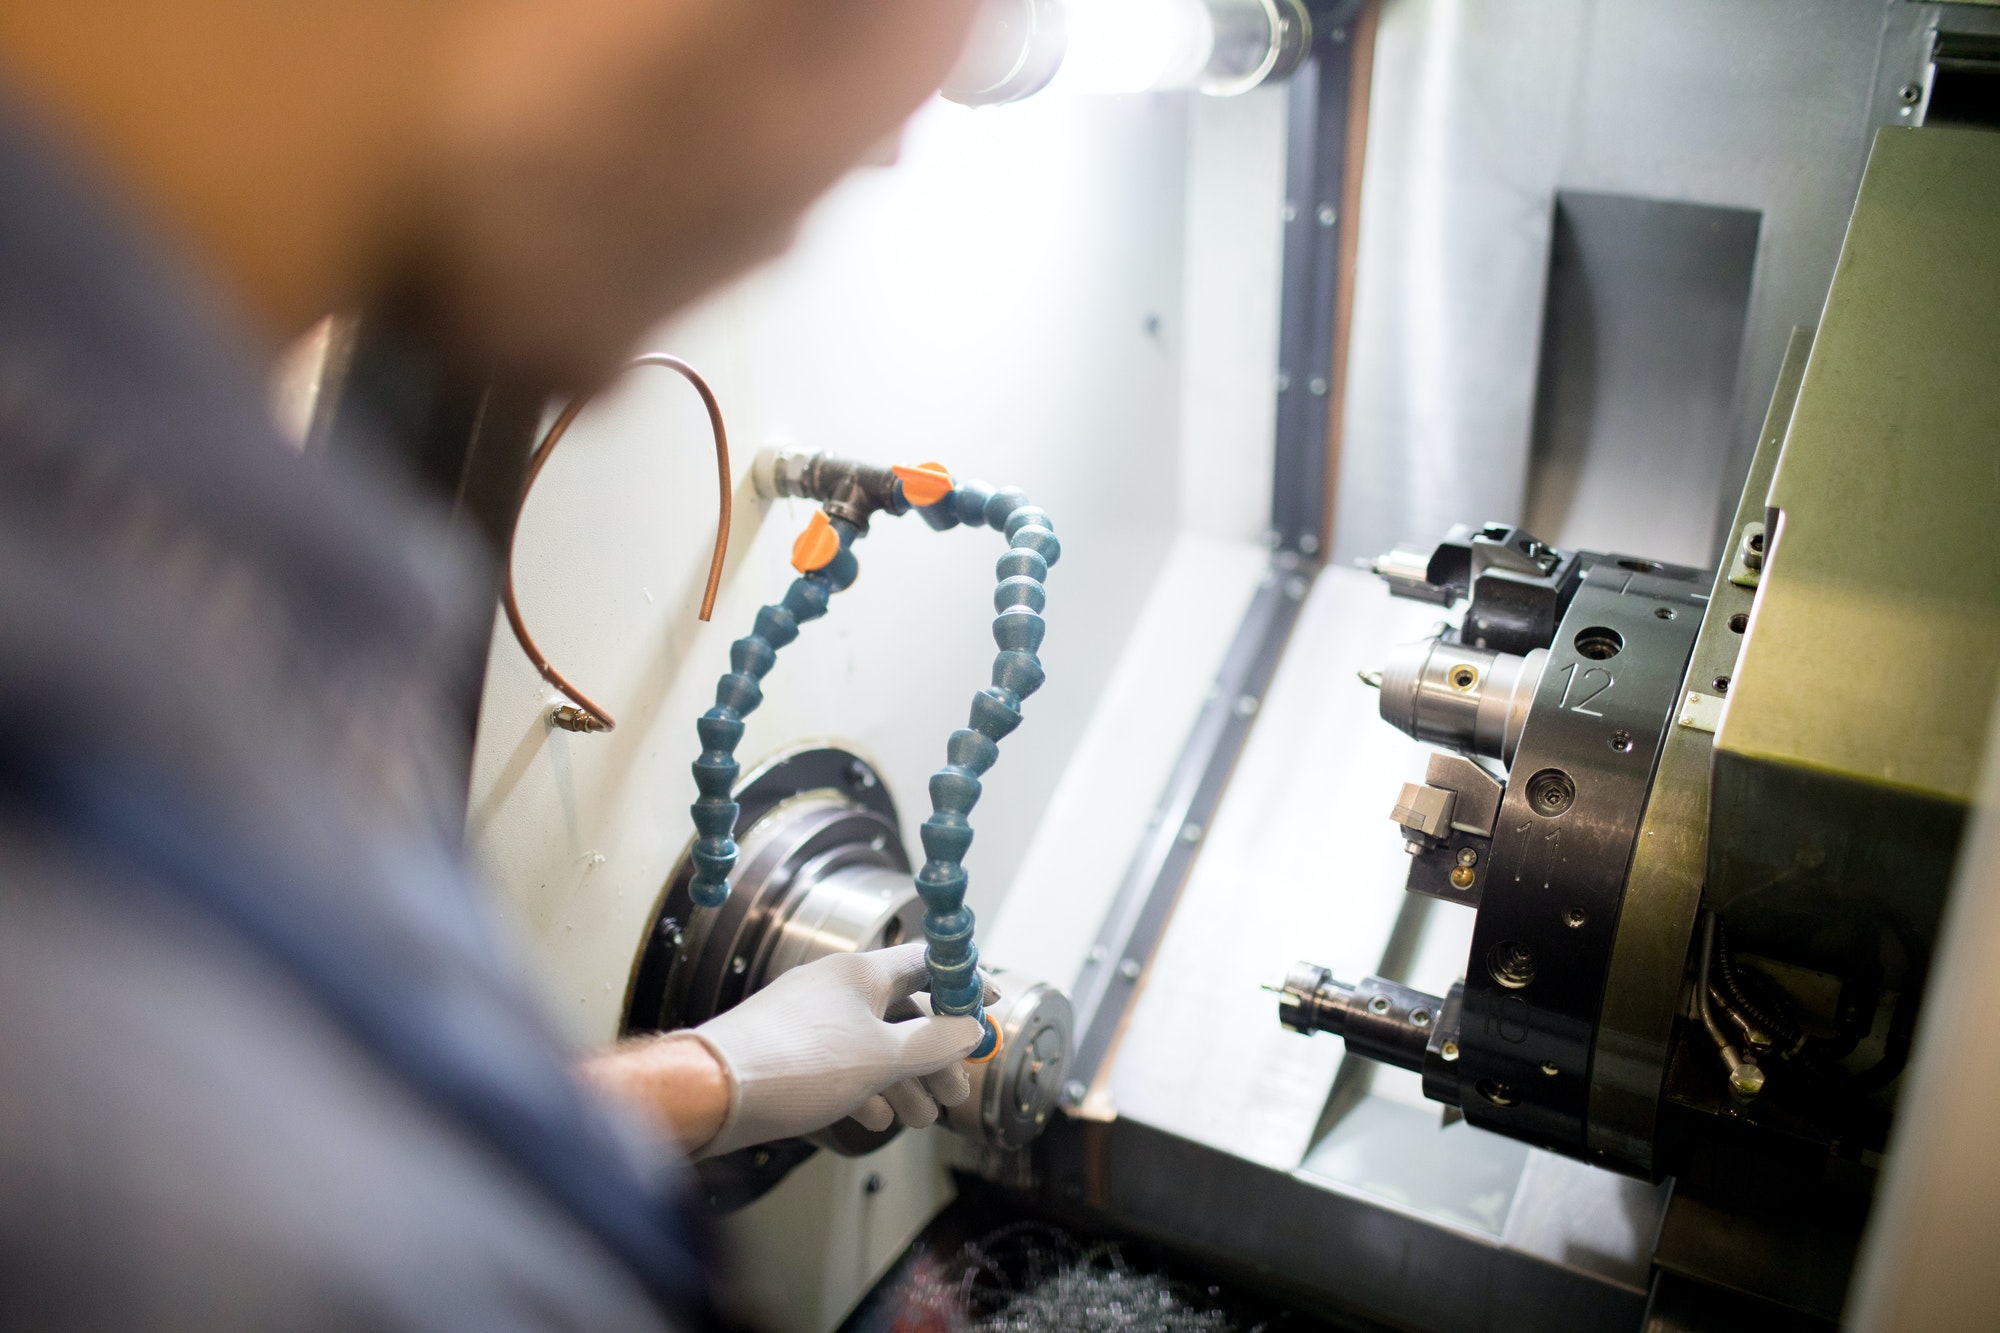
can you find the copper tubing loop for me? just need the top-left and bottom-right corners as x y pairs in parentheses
(503, 353), (732, 733)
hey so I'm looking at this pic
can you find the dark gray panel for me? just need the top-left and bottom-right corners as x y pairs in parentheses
(1523, 191), (1760, 567)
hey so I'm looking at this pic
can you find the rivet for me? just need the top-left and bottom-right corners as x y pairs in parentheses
(1118, 958), (1143, 981)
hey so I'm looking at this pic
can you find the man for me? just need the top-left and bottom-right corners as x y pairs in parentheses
(0, 3), (984, 1326)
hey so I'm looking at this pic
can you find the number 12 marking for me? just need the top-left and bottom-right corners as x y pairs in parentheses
(1559, 662), (1613, 717)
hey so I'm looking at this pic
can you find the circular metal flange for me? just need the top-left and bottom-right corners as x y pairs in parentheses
(626, 745), (919, 1173)
(624, 741), (1074, 1202)
(946, 965), (1075, 1150)
(624, 745), (907, 1038)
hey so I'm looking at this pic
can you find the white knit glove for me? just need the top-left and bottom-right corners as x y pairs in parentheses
(689, 943), (988, 1158)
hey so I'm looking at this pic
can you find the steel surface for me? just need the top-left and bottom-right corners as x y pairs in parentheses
(1458, 558), (1707, 1155)
(1584, 327), (1812, 1178)
(1709, 128), (2000, 975)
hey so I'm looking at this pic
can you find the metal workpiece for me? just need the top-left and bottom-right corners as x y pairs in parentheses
(1584, 327), (1811, 1177)
(1376, 635), (1546, 766)
(945, 967), (1074, 1151)
(759, 861), (924, 980)
(753, 447), (910, 529)
(1456, 554), (1709, 1156)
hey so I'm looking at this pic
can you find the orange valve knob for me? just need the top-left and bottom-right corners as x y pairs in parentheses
(790, 510), (841, 574)
(893, 461), (955, 508)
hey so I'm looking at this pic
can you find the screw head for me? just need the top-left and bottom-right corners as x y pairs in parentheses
(1440, 1041), (1460, 1061)
(1449, 865), (1476, 890)
(1525, 768), (1576, 818)
(1316, 204), (1338, 226)
(1063, 1079), (1087, 1105)
(1455, 847), (1479, 867)
(1368, 994), (1392, 1015)
(1488, 939), (1537, 989)
(1899, 81), (1922, 105)
(1117, 957), (1143, 981)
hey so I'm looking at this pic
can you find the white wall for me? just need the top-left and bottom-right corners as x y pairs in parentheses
(1176, 84), (1289, 545)
(1333, 0), (1887, 567)
(468, 92), (1194, 1043)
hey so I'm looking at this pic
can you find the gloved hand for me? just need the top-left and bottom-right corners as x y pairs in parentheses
(688, 942), (989, 1158)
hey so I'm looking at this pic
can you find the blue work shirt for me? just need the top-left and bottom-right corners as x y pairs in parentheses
(0, 102), (706, 1328)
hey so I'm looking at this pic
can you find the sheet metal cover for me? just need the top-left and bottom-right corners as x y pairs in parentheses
(1716, 128), (2000, 805)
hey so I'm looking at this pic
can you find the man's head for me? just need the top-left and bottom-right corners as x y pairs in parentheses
(0, 1), (979, 391)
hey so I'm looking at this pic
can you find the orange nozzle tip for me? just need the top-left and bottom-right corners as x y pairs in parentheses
(893, 462), (955, 508)
(790, 509), (840, 574)
(963, 1014), (1003, 1065)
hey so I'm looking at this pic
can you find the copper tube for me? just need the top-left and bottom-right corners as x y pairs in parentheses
(503, 353), (733, 733)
